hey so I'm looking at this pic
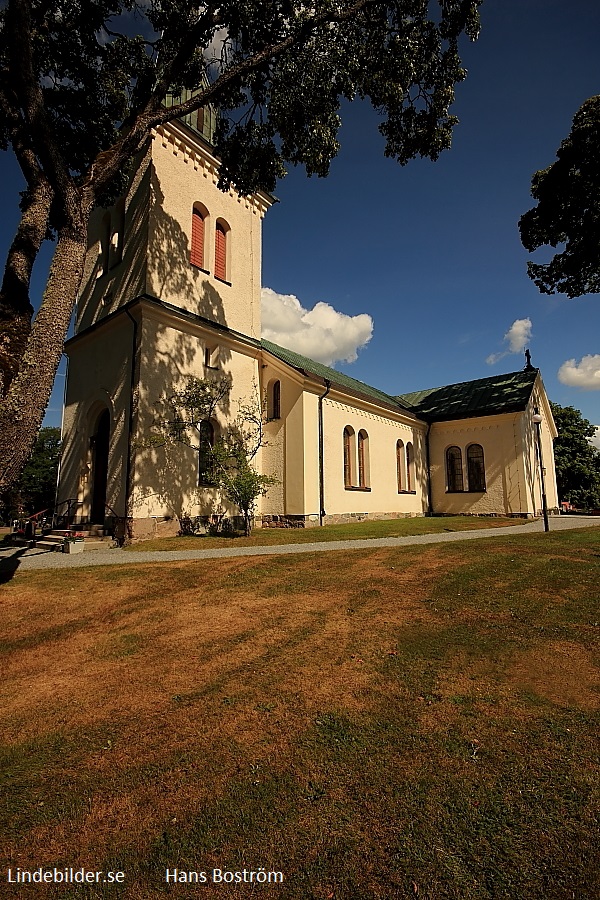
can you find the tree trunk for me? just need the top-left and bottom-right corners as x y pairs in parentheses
(0, 177), (53, 395)
(0, 205), (90, 493)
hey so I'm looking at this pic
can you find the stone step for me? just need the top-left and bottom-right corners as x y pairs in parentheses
(34, 531), (114, 552)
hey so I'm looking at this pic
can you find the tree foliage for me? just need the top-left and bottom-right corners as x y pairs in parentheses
(519, 95), (600, 298)
(0, 425), (60, 521)
(0, 0), (482, 495)
(550, 402), (600, 509)
(157, 377), (277, 534)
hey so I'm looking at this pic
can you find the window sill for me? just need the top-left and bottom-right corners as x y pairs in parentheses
(446, 490), (487, 494)
(214, 275), (232, 286)
(191, 263), (210, 275)
(398, 490), (416, 495)
(345, 485), (371, 492)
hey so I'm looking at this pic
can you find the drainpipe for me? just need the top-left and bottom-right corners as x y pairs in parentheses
(425, 421), (433, 515)
(318, 379), (331, 526)
(124, 307), (139, 542)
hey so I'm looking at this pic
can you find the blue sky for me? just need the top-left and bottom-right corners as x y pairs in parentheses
(260, 0), (600, 440)
(1, 0), (599, 440)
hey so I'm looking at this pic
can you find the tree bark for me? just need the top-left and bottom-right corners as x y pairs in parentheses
(0, 176), (53, 396)
(0, 193), (90, 493)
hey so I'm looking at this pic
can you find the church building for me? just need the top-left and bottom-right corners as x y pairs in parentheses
(56, 108), (558, 540)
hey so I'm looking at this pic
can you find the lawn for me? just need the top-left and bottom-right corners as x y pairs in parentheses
(1, 528), (599, 899)
(124, 514), (525, 552)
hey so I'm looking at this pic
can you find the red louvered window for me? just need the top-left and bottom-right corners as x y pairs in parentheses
(215, 222), (227, 281)
(190, 207), (205, 268)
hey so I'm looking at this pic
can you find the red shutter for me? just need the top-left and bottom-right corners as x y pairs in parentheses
(191, 208), (204, 268)
(215, 223), (227, 280)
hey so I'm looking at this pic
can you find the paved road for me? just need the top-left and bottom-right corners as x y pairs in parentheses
(1, 516), (598, 576)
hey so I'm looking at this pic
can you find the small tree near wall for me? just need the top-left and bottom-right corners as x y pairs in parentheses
(157, 377), (276, 535)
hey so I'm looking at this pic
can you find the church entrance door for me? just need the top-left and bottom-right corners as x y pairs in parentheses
(91, 409), (110, 524)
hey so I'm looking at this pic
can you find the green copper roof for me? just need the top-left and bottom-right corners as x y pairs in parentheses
(261, 339), (411, 413)
(261, 340), (539, 423)
(396, 369), (539, 422)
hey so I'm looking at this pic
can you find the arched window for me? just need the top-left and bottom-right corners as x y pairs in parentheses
(109, 198), (125, 268)
(343, 426), (355, 488)
(467, 444), (486, 492)
(98, 211), (111, 278)
(406, 441), (414, 492)
(204, 344), (219, 369)
(191, 204), (206, 269)
(268, 380), (281, 420)
(358, 430), (369, 488)
(396, 439), (405, 491)
(215, 220), (228, 281)
(446, 446), (464, 492)
(198, 419), (215, 485)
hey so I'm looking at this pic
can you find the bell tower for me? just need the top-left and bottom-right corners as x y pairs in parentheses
(58, 106), (274, 533)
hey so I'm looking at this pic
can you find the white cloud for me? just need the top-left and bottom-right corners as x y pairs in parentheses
(261, 287), (373, 367)
(590, 427), (600, 450)
(486, 318), (533, 365)
(558, 354), (600, 390)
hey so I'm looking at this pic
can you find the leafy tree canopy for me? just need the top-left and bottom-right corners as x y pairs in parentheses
(0, 0), (482, 496)
(519, 95), (600, 298)
(550, 402), (600, 509)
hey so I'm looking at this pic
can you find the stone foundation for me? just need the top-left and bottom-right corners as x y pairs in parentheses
(322, 511), (424, 527)
(122, 515), (181, 543)
(261, 514), (320, 529)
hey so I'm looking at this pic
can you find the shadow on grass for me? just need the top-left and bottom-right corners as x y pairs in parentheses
(0, 546), (26, 583)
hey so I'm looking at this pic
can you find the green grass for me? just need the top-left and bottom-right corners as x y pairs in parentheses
(1, 527), (599, 899)
(124, 514), (525, 551)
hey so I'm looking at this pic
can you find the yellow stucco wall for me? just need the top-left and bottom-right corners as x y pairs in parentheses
(259, 357), (430, 523)
(146, 124), (271, 340)
(429, 413), (527, 515)
(428, 378), (558, 518)
(130, 306), (262, 521)
(321, 395), (428, 519)
(77, 147), (152, 332)
(58, 316), (134, 518)
(62, 114), (561, 536)
(520, 390), (559, 515)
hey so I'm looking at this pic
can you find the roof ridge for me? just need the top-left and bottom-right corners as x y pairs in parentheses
(396, 367), (539, 401)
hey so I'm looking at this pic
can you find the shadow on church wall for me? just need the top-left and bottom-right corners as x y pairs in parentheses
(60, 146), (257, 525)
(77, 148), (152, 331)
(148, 165), (237, 328)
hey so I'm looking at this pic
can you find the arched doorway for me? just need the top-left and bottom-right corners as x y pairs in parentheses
(90, 409), (110, 523)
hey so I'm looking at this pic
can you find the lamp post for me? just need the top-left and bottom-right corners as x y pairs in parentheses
(532, 410), (550, 532)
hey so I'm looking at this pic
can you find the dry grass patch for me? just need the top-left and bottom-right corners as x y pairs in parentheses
(1, 528), (599, 899)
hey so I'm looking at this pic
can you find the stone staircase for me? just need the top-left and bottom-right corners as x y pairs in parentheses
(34, 526), (115, 553)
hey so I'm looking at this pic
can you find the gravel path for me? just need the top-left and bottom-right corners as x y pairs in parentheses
(1, 516), (598, 575)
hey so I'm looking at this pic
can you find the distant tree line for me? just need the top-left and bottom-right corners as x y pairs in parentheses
(550, 403), (600, 510)
(0, 426), (60, 524)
